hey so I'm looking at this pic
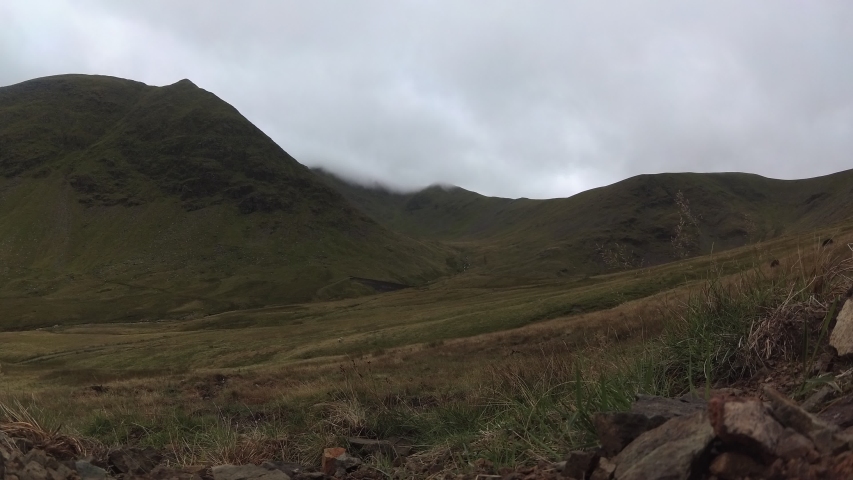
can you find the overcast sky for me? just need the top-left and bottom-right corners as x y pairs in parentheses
(2, 1), (852, 198)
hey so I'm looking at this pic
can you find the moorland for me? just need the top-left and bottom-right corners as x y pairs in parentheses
(1, 74), (852, 472)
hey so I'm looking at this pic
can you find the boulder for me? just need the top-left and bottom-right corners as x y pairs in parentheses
(830, 298), (853, 356)
(593, 395), (706, 456)
(212, 464), (290, 480)
(612, 411), (714, 480)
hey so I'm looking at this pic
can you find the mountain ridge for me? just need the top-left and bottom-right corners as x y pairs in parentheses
(315, 167), (853, 276)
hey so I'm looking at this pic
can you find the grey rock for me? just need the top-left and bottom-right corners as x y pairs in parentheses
(593, 395), (706, 456)
(335, 451), (361, 471)
(613, 411), (714, 480)
(831, 298), (853, 356)
(212, 463), (291, 480)
(801, 385), (836, 412)
(108, 446), (162, 474)
(763, 386), (845, 454)
(76, 460), (109, 480)
(261, 461), (305, 477)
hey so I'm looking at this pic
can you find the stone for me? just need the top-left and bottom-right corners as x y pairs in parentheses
(75, 460), (108, 480)
(801, 385), (836, 412)
(819, 393), (853, 429)
(590, 457), (616, 480)
(212, 464), (290, 480)
(321, 447), (360, 476)
(108, 446), (162, 474)
(709, 452), (766, 480)
(322, 448), (346, 476)
(562, 450), (597, 479)
(775, 428), (818, 461)
(261, 461), (305, 477)
(830, 298), (853, 356)
(708, 395), (784, 456)
(763, 386), (845, 454)
(612, 411), (714, 480)
(593, 395), (705, 456)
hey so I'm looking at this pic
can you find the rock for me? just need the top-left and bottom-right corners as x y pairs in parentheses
(763, 386), (845, 454)
(212, 464), (290, 480)
(149, 464), (209, 480)
(322, 448), (346, 476)
(819, 393), (853, 429)
(708, 395), (784, 456)
(801, 385), (836, 412)
(593, 395), (705, 456)
(590, 457), (616, 480)
(708, 452), (766, 480)
(612, 411), (714, 480)
(108, 446), (162, 474)
(76, 460), (108, 480)
(322, 447), (360, 476)
(261, 461), (305, 477)
(562, 450), (598, 479)
(830, 298), (853, 356)
(775, 428), (819, 462)
(0, 447), (78, 480)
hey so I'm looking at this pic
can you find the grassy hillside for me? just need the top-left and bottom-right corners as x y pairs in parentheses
(316, 168), (853, 277)
(0, 75), (454, 327)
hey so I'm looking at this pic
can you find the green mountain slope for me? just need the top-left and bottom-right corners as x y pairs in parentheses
(0, 75), (452, 328)
(316, 168), (853, 277)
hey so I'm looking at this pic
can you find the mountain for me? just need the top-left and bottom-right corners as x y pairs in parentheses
(316, 168), (853, 277)
(0, 74), (453, 328)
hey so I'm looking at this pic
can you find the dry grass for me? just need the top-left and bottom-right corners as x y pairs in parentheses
(747, 244), (853, 363)
(0, 399), (100, 460)
(1, 229), (852, 471)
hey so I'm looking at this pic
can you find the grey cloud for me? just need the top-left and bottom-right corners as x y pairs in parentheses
(3, 1), (853, 198)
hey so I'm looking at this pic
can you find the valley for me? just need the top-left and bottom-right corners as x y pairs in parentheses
(1, 74), (853, 478)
